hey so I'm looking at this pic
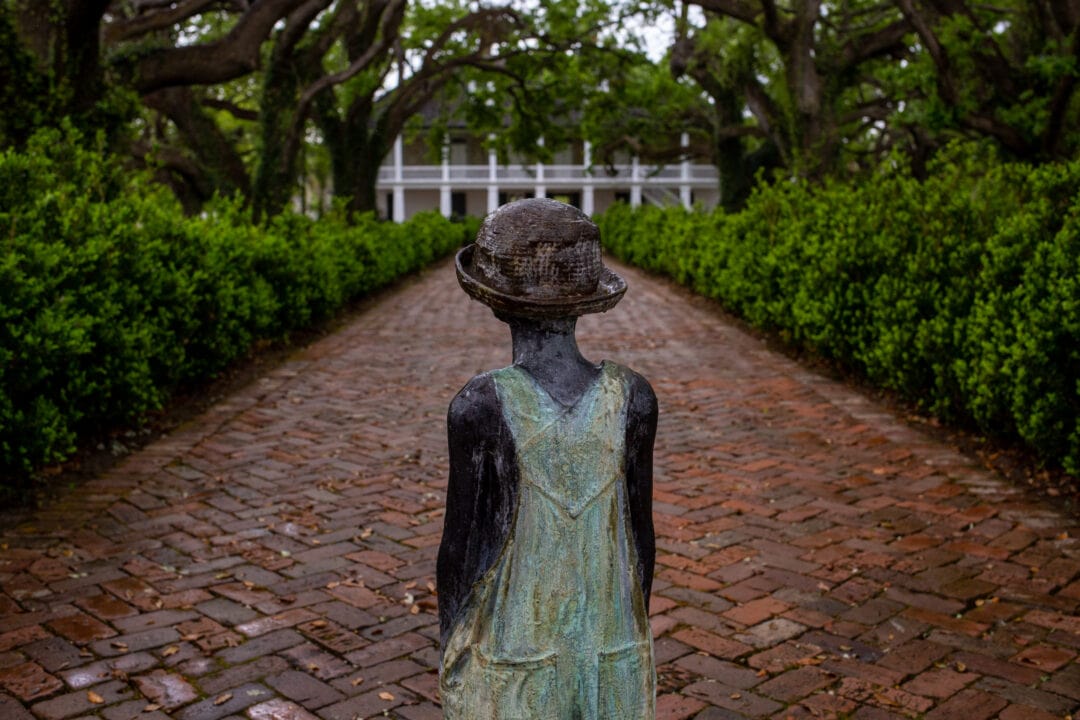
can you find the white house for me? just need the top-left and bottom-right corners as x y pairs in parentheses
(374, 131), (720, 221)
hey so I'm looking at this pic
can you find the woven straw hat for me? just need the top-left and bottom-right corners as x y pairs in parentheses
(456, 198), (626, 319)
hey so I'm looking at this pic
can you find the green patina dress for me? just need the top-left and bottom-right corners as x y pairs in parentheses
(440, 360), (655, 720)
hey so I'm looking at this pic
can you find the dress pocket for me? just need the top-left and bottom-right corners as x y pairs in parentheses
(597, 641), (654, 719)
(474, 651), (559, 720)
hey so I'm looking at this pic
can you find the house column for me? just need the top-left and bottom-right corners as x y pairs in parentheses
(392, 135), (405, 222)
(440, 140), (452, 218)
(680, 132), (692, 210)
(535, 137), (545, 199)
(630, 155), (642, 208)
(582, 140), (594, 216)
(487, 138), (499, 213)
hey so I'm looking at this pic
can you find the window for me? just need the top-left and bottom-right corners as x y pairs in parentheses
(449, 140), (468, 166)
(499, 191), (534, 205)
(451, 192), (467, 218)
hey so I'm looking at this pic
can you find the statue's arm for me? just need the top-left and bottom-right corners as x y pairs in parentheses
(436, 374), (519, 645)
(624, 370), (658, 607)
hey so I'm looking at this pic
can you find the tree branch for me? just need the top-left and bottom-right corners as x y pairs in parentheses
(1042, 31), (1079, 158)
(962, 114), (1029, 154)
(130, 0), (307, 93)
(690, 0), (761, 26)
(895, 0), (959, 105)
(276, 0), (405, 177)
(715, 124), (768, 140)
(277, 0), (333, 55)
(839, 98), (893, 125)
(381, 8), (523, 139)
(293, 0), (405, 125)
(839, 17), (911, 70)
(201, 97), (258, 121)
(143, 86), (251, 195)
(742, 76), (788, 163)
(760, 0), (787, 44)
(105, 0), (218, 43)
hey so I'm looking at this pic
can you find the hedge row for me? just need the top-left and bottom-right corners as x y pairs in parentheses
(1, 128), (476, 487)
(598, 148), (1080, 475)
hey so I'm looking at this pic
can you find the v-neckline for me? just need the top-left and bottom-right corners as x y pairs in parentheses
(512, 360), (608, 410)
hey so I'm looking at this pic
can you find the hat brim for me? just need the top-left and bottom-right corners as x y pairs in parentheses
(456, 244), (626, 319)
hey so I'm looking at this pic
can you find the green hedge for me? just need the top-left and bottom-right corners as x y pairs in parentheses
(598, 148), (1080, 475)
(0, 127), (477, 487)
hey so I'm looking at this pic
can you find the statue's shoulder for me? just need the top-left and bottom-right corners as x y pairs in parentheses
(448, 372), (502, 429)
(604, 361), (657, 410)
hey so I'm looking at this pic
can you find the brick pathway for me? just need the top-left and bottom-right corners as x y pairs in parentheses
(2, 257), (1078, 720)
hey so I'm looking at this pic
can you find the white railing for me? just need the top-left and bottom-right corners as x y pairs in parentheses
(377, 163), (719, 187)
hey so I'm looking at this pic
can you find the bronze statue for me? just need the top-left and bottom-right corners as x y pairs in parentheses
(438, 198), (657, 718)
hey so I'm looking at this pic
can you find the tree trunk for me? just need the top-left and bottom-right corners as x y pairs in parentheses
(252, 58), (305, 219)
(10, 0), (110, 118)
(712, 89), (753, 212)
(349, 159), (383, 215)
(64, 0), (109, 115)
(251, 2), (337, 219)
(315, 98), (389, 217)
(144, 87), (250, 202)
(326, 131), (387, 216)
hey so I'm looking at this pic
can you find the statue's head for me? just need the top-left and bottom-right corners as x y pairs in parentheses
(456, 198), (626, 320)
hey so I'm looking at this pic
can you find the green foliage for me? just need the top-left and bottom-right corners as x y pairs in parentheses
(430, 0), (649, 166)
(0, 127), (474, 488)
(0, 4), (53, 147)
(598, 147), (1080, 474)
(882, 0), (1080, 161)
(579, 55), (708, 165)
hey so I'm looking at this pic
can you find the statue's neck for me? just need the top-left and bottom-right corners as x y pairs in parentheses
(507, 316), (600, 406)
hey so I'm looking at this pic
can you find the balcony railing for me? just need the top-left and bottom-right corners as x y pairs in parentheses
(376, 163), (719, 187)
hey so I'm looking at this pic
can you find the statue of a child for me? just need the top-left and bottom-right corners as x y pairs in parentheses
(437, 198), (657, 719)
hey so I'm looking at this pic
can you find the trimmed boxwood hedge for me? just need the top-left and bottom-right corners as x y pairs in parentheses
(1, 127), (477, 487)
(598, 146), (1080, 475)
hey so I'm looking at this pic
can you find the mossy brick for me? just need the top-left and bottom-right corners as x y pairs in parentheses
(29, 679), (131, 720)
(174, 682), (273, 720)
(217, 629), (305, 665)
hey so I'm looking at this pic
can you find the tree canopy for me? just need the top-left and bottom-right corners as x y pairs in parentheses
(1, 0), (1076, 215)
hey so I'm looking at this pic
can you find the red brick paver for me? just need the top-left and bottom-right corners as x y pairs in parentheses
(2, 257), (1078, 719)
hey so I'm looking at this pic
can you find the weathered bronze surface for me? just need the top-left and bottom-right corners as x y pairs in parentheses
(438, 199), (658, 718)
(456, 198), (627, 319)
